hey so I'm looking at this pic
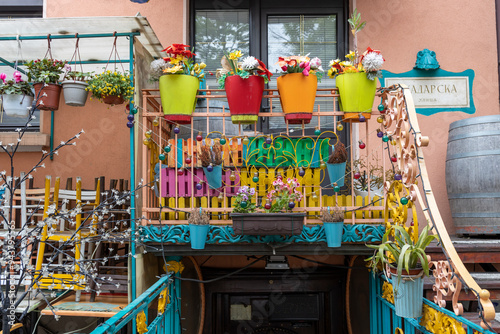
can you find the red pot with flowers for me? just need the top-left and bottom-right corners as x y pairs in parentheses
(26, 59), (66, 111)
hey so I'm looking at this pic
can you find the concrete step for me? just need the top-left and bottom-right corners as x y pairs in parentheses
(461, 312), (500, 332)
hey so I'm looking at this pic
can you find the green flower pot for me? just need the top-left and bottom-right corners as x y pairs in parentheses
(336, 72), (377, 122)
(159, 74), (199, 124)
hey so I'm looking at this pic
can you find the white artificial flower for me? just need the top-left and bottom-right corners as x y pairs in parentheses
(362, 52), (384, 72)
(241, 56), (259, 70)
(310, 57), (323, 71)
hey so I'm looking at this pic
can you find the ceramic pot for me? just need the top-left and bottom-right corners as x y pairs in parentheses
(277, 73), (317, 124)
(336, 72), (376, 122)
(159, 74), (199, 124)
(225, 75), (264, 124)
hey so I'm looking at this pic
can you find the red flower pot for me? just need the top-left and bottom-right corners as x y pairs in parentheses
(33, 83), (62, 111)
(102, 95), (125, 105)
(225, 75), (264, 124)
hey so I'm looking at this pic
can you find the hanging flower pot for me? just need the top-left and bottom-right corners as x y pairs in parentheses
(159, 74), (199, 124)
(102, 95), (125, 105)
(323, 221), (344, 247)
(62, 80), (89, 107)
(1, 94), (34, 118)
(390, 267), (425, 319)
(203, 164), (222, 189)
(326, 162), (347, 187)
(225, 75), (264, 124)
(277, 73), (317, 124)
(33, 83), (62, 111)
(189, 224), (210, 249)
(336, 72), (376, 123)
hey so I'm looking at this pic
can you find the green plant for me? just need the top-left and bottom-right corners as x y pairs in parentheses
(266, 176), (303, 213)
(320, 206), (344, 222)
(233, 186), (257, 213)
(63, 70), (93, 82)
(0, 72), (33, 96)
(188, 208), (210, 225)
(25, 59), (67, 84)
(217, 50), (272, 89)
(366, 225), (438, 283)
(86, 70), (134, 102)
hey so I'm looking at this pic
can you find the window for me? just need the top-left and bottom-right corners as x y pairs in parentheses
(192, 0), (346, 134)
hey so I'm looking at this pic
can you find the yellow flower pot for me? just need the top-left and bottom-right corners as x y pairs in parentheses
(336, 72), (377, 123)
(159, 74), (199, 124)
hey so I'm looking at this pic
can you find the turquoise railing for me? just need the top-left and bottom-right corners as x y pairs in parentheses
(369, 274), (495, 334)
(90, 274), (180, 334)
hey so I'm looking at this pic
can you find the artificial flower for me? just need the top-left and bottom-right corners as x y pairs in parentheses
(241, 56), (259, 70)
(228, 50), (242, 60)
(218, 51), (271, 88)
(0, 73), (6, 83)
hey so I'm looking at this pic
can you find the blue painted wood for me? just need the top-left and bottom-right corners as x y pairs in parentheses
(139, 224), (385, 244)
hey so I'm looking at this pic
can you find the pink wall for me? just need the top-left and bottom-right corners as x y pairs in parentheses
(357, 0), (500, 233)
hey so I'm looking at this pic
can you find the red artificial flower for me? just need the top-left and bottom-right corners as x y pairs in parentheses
(162, 43), (190, 54)
(256, 58), (272, 81)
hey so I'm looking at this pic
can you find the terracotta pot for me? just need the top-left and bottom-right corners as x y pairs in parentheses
(336, 72), (377, 123)
(159, 74), (199, 124)
(225, 75), (264, 124)
(231, 212), (305, 235)
(277, 73), (317, 124)
(102, 95), (125, 105)
(33, 83), (62, 111)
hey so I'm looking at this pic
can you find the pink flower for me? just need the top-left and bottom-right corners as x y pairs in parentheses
(13, 71), (22, 83)
(299, 62), (305, 69)
(281, 65), (287, 72)
(0, 73), (6, 83)
(302, 69), (309, 76)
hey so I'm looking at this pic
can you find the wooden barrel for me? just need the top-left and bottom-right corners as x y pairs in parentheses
(446, 115), (500, 235)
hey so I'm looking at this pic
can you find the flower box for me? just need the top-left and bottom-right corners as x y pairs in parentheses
(231, 212), (305, 235)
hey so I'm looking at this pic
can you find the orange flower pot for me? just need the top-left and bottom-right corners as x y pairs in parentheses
(33, 83), (62, 111)
(277, 73), (317, 124)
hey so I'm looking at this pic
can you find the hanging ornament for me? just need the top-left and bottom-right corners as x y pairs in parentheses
(127, 121), (134, 128)
(378, 103), (385, 112)
(265, 136), (272, 145)
(159, 154), (166, 161)
(143, 138), (151, 145)
(359, 141), (366, 149)
(359, 114), (366, 122)
(311, 192), (318, 201)
(298, 167), (305, 177)
(164, 145), (171, 153)
(400, 197), (409, 205)
(264, 200), (271, 210)
(333, 183), (341, 193)
(206, 163), (214, 172)
(152, 117), (159, 126)
(377, 130), (384, 138)
(196, 182), (203, 190)
(382, 135), (389, 142)
(240, 200), (248, 208)
(229, 171), (236, 181)
(220, 137), (227, 145)
(218, 193), (224, 201)
(127, 114), (134, 121)
(314, 128), (321, 136)
(391, 155), (398, 162)
(177, 168), (184, 175)
(252, 172), (259, 183)
(173, 126), (180, 134)
(242, 136), (250, 146)
(394, 172), (402, 181)
(288, 201), (296, 209)
(196, 132), (203, 142)
(320, 161), (326, 169)
(185, 155), (192, 164)
(391, 138), (397, 146)
(353, 171), (361, 179)
(145, 130), (152, 139)
(377, 116), (384, 124)
(336, 123), (344, 132)
(276, 171), (282, 179)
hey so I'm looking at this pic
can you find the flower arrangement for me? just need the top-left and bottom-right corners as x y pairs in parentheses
(233, 186), (257, 213)
(63, 70), (93, 82)
(149, 58), (168, 82)
(0, 72), (33, 96)
(162, 43), (206, 80)
(25, 59), (67, 84)
(217, 51), (272, 88)
(265, 176), (303, 212)
(86, 70), (134, 103)
(327, 9), (384, 80)
(276, 55), (324, 81)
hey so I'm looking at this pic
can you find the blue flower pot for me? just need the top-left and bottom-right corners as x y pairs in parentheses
(392, 274), (424, 318)
(189, 224), (210, 250)
(323, 221), (343, 247)
(327, 162), (346, 187)
(203, 165), (222, 189)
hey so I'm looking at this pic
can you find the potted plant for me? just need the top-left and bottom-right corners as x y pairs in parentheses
(352, 156), (394, 199)
(231, 176), (305, 235)
(328, 9), (384, 122)
(86, 70), (134, 105)
(366, 224), (438, 318)
(218, 51), (272, 124)
(232, 185), (257, 213)
(26, 58), (66, 111)
(0, 71), (34, 117)
(320, 206), (345, 248)
(326, 141), (348, 187)
(188, 208), (210, 250)
(276, 55), (323, 124)
(61, 70), (92, 107)
(199, 141), (223, 189)
(159, 44), (206, 124)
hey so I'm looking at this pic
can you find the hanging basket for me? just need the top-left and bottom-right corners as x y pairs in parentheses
(102, 95), (125, 105)
(231, 213), (305, 235)
(389, 267), (425, 319)
(33, 83), (62, 111)
(225, 75), (264, 124)
(336, 72), (377, 123)
(277, 73), (317, 124)
(203, 164), (222, 189)
(159, 74), (199, 124)
(326, 162), (347, 187)
(189, 224), (210, 249)
(62, 80), (89, 107)
(1, 94), (33, 118)
(323, 221), (343, 247)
